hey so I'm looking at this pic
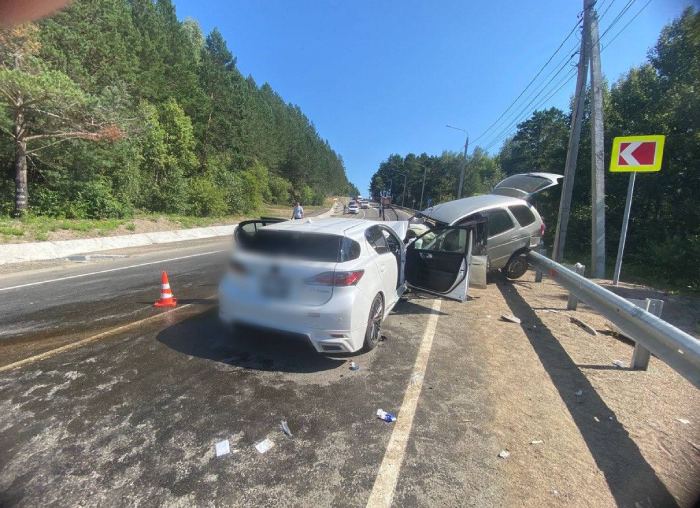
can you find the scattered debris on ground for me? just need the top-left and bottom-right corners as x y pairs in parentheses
(612, 359), (626, 368)
(501, 314), (521, 324)
(349, 361), (359, 371)
(530, 440), (544, 445)
(215, 439), (230, 457)
(498, 450), (510, 459)
(676, 418), (690, 425)
(255, 438), (274, 454)
(570, 316), (597, 336)
(376, 409), (396, 423)
(280, 419), (293, 438)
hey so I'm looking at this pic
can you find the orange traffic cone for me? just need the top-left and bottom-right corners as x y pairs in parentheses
(154, 271), (177, 307)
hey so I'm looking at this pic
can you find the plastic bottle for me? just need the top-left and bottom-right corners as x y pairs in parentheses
(376, 409), (397, 422)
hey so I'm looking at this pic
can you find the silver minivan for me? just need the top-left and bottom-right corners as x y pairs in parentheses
(411, 173), (562, 279)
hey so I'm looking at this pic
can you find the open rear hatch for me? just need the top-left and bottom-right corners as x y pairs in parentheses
(491, 172), (563, 199)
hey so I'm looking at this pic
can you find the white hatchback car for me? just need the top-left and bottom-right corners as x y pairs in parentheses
(219, 217), (486, 353)
(347, 201), (360, 214)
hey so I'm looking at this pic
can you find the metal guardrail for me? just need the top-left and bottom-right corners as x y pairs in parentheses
(527, 251), (700, 389)
(386, 204), (418, 215)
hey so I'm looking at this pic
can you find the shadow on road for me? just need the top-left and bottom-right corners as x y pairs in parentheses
(391, 298), (449, 316)
(496, 276), (678, 508)
(156, 309), (345, 373)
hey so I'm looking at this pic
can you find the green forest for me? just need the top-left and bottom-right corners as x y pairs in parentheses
(0, 0), (358, 221)
(370, 8), (699, 287)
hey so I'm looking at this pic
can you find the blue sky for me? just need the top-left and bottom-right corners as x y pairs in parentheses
(172, 0), (691, 194)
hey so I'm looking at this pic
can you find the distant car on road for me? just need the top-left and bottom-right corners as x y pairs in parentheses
(360, 201), (370, 209)
(412, 172), (561, 279)
(347, 201), (360, 214)
(220, 217), (486, 353)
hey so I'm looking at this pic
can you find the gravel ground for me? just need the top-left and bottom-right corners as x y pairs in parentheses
(485, 272), (700, 507)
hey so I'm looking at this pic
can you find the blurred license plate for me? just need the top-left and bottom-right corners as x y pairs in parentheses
(260, 274), (291, 298)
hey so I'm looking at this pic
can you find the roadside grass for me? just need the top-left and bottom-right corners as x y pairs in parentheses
(0, 198), (335, 244)
(0, 225), (24, 237)
(559, 252), (697, 296)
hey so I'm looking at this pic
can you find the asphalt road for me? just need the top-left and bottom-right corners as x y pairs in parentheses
(0, 238), (231, 367)
(2, 205), (439, 506)
(2, 205), (694, 507)
(0, 205), (408, 366)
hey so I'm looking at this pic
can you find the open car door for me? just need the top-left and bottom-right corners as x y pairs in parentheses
(491, 172), (562, 200)
(404, 218), (487, 302)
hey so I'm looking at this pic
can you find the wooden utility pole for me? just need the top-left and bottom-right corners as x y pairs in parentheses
(552, 4), (591, 262)
(553, 0), (606, 274)
(589, 4), (606, 278)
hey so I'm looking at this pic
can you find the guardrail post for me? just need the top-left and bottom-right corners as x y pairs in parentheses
(630, 298), (664, 370)
(527, 250), (700, 388)
(566, 263), (586, 310)
(534, 245), (545, 283)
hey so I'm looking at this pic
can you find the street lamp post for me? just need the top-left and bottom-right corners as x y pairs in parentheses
(386, 168), (408, 208)
(401, 172), (407, 207)
(417, 162), (429, 210)
(446, 124), (469, 199)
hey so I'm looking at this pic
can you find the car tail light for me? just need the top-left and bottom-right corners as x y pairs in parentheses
(307, 270), (364, 286)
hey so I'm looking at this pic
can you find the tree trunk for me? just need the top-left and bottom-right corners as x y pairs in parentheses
(13, 105), (28, 217)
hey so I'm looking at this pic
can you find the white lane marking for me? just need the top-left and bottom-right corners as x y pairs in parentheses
(0, 298), (212, 372)
(366, 298), (442, 508)
(0, 250), (225, 293)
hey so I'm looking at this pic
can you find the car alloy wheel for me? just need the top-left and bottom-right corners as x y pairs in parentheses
(504, 253), (528, 279)
(363, 294), (384, 351)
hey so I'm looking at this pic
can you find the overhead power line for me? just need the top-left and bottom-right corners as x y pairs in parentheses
(483, 67), (579, 151)
(597, 0), (617, 22)
(603, 0), (652, 50)
(478, 0), (648, 153)
(471, 17), (583, 144)
(481, 55), (579, 151)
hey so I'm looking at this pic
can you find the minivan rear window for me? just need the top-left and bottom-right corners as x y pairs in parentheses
(238, 230), (360, 262)
(509, 205), (536, 226)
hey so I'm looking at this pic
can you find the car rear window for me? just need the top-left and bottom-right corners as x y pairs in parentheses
(239, 230), (359, 262)
(508, 205), (536, 226)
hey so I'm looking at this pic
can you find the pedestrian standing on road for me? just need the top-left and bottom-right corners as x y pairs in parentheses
(292, 201), (304, 220)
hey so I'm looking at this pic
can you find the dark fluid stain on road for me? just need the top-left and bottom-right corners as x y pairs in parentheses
(156, 310), (345, 374)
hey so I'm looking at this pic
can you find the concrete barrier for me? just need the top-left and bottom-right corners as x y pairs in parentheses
(0, 224), (237, 266)
(0, 203), (339, 266)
